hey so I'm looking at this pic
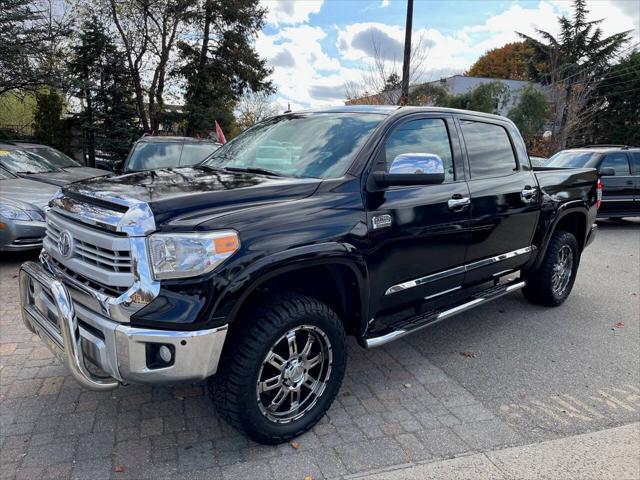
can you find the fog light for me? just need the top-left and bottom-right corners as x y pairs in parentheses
(159, 345), (172, 363)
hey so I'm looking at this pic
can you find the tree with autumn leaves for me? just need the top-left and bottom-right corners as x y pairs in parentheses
(467, 42), (534, 81)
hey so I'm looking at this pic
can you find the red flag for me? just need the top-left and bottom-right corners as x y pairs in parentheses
(215, 120), (226, 144)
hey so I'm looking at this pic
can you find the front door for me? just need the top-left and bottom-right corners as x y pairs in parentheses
(458, 118), (539, 285)
(598, 152), (635, 216)
(365, 115), (470, 332)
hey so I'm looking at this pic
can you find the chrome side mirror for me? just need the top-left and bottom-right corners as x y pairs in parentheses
(373, 153), (445, 187)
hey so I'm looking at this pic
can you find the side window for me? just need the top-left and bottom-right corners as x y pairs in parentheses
(600, 153), (630, 175)
(629, 152), (640, 175)
(384, 118), (454, 182)
(460, 120), (517, 179)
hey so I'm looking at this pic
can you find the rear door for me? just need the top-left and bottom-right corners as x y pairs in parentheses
(598, 152), (634, 216)
(459, 118), (539, 285)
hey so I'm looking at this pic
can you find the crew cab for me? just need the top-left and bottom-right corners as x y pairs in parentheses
(19, 106), (599, 444)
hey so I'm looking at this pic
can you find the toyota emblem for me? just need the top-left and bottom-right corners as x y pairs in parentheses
(58, 230), (73, 258)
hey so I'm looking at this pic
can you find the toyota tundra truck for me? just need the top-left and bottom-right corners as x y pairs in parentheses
(19, 106), (599, 444)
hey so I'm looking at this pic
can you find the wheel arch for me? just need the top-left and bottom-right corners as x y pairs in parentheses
(532, 205), (588, 271)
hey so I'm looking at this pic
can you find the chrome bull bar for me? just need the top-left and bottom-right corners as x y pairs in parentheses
(19, 261), (119, 391)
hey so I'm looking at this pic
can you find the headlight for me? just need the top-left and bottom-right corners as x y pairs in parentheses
(25, 210), (45, 221)
(0, 204), (30, 221)
(148, 231), (240, 280)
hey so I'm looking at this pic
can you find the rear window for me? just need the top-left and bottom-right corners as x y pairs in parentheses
(546, 151), (601, 168)
(629, 152), (640, 174)
(126, 142), (183, 171)
(460, 120), (517, 179)
(180, 143), (220, 166)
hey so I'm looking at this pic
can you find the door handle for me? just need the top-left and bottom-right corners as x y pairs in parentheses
(521, 186), (537, 203)
(448, 196), (470, 210)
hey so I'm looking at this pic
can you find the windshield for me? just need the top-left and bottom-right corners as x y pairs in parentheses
(0, 168), (16, 179)
(202, 113), (384, 178)
(545, 151), (601, 168)
(126, 142), (183, 171)
(0, 149), (61, 173)
(28, 146), (81, 168)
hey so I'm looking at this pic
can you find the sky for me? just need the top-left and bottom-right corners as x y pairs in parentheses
(255, 0), (640, 110)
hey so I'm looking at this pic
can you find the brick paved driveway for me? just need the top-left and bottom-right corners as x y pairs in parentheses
(1, 220), (638, 480)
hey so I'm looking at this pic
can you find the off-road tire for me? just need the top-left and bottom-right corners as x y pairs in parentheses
(522, 230), (580, 306)
(209, 293), (347, 444)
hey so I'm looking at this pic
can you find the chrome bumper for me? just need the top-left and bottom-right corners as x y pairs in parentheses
(19, 261), (228, 390)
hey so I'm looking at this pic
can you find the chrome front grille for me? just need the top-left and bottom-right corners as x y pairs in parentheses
(43, 210), (134, 291)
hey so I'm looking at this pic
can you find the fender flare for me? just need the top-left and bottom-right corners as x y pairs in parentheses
(531, 201), (589, 271)
(212, 242), (370, 332)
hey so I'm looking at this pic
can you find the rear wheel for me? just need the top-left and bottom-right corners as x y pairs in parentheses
(210, 293), (346, 444)
(523, 230), (580, 306)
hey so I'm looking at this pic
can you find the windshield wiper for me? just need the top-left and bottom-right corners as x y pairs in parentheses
(223, 166), (286, 177)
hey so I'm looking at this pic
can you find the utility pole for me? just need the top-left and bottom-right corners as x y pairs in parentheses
(400, 0), (413, 106)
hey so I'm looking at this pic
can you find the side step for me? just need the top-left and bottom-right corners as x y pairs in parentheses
(365, 279), (526, 348)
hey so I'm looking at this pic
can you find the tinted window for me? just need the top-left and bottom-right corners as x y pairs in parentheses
(385, 119), (454, 181)
(180, 143), (220, 167)
(545, 151), (601, 168)
(627, 152), (640, 174)
(204, 113), (383, 179)
(460, 121), (516, 178)
(600, 153), (630, 175)
(126, 142), (183, 171)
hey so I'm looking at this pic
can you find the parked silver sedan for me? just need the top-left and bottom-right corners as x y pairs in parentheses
(0, 168), (58, 252)
(15, 142), (109, 177)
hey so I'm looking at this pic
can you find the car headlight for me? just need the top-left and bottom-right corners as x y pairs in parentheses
(148, 231), (240, 280)
(25, 210), (45, 221)
(0, 204), (30, 221)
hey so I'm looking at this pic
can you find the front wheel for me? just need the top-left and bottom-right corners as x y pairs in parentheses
(210, 293), (347, 444)
(522, 230), (580, 306)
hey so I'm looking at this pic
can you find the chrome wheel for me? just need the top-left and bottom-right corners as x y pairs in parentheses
(256, 325), (333, 424)
(551, 245), (573, 296)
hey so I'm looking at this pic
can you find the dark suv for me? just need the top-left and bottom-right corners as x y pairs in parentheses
(546, 145), (640, 218)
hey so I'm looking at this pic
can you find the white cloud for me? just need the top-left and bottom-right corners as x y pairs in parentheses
(380, 0), (390, 8)
(262, 0), (324, 26)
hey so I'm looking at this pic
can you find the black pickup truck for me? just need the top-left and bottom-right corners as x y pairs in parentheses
(19, 106), (599, 444)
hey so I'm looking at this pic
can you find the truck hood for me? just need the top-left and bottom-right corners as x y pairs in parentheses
(62, 167), (322, 227)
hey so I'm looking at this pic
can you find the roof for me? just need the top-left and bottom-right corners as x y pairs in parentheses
(562, 145), (639, 153)
(0, 142), (22, 150)
(294, 105), (513, 123)
(135, 136), (221, 144)
(8, 142), (50, 149)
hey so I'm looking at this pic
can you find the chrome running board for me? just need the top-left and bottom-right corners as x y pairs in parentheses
(365, 279), (526, 348)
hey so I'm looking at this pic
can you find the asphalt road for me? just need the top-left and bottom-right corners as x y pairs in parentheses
(0, 218), (638, 479)
(408, 217), (640, 442)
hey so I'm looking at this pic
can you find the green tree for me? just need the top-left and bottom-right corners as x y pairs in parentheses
(442, 81), (511, 114)
(508, 85), (550, 149)
(69, 16), (138, 166)
(0, 0), (70, 95)
(33, 90), (66, 151)
(585, 51), (640, 146)
(176, 0), (273, 136)
(408, 83), (449, 107)
(518, 0), (630, 149)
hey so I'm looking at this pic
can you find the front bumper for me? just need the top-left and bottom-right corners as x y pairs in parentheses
(0, 219), (45, 251)
(19, 261), (228, 390)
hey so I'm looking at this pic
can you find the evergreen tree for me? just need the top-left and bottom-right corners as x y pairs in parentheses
(508, 85), (550, 149)
(176, 0), (273, 136)
(69, 16), (138, 166)
(33, 90), (66, 151)
(518, 0), (630, 149)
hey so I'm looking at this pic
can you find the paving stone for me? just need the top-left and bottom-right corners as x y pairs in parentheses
(22, 442), (76, 467)
(336, 437), (408, 473)
(76, 431), (115, 460)
(177, 441), (215, 471)
(452, 419), (524, 450)
(417, 427), (472, 458)
(268, 452), (322, 480)
(71, 458), (111, 480)
(395, 432), (436, 462)
(221, 459), (273, 480)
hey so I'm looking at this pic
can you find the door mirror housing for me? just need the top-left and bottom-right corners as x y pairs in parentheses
(599, 166), (615, 177)
(113, 160), (126, 174)
(373, 153), (445, 188)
